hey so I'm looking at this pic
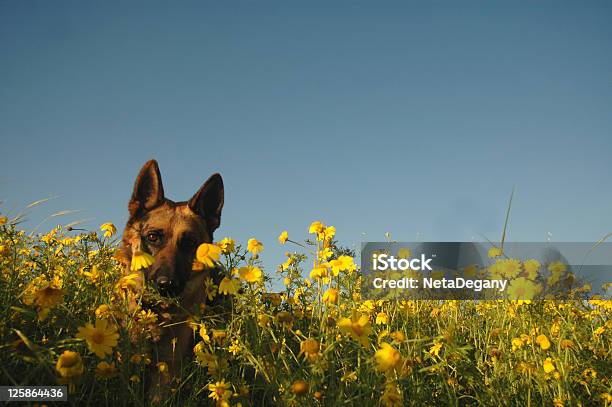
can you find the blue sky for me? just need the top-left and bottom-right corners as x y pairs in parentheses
(1, 1), (611, 275)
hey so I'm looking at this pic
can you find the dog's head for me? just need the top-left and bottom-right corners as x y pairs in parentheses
(121, 160), (224, 297)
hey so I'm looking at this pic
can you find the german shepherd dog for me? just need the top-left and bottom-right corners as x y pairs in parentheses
(119, 159), (223, 402)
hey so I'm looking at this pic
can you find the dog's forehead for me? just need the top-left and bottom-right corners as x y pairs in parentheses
(136, 203), (207, 236)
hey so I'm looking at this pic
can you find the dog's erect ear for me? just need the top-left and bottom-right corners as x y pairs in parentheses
(188, 173), (224, 232)
(128, 160), (165, 216)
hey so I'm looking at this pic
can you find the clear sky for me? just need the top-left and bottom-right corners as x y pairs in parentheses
(1, 1), (611, 275)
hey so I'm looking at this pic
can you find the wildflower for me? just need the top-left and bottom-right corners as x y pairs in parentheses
(212, 330), (227, 344)
(323, 226), (336, 241)
(396, 248), (411, 259)
(76, 319), (119, 359)
(338, 255), (356, 273)
(95, 361), (118, 379)
(310, 264), (329, 280)
(300, 338), (320, 361)
(56, 350), (84, 379)
(22, 276), (65, 321)
(322, 288), (338, 304)
(157, 362), (169, 376)
(491, 258), (522, 279)
(228, 339), (241, 355)
(391, 331), (406, 343)
(338, 312), (372, 347)
(196, 243), (221, 268)
(130, 251), (155, 271)
(203, 277), (218, 301)
(522, 259), (540, 279)
(291, 380), (309, 396)
(278, 230), (288, 244)
(199, 326), (211, 343)
(375, 343), (401, 373)
(208, 380), (232, 401)
(543, 357), (556, 374)
(100, 223), (116, 239)
(115, 272), (143, 292)
(238, 266), (262, 283)
(507, 277), (541, 301)
(309, 221), (325, 235)
(488, 246), (502, 258)
(511, 337), (524, 352)
(593, 326), (605, 337)
(217, 237), (235, 254)
(560, 339), (574, 349)
(0, 215), (7, 226)
(247, 238), (263, 256)
(428, 340), (443, 357)
(376, 312), (389, 325)
(218, 277), (240, 295)
(95, 304), (111, 319)
(535, 334), (551, 350)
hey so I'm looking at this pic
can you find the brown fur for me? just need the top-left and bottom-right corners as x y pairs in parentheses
(119, 159), (224, 402)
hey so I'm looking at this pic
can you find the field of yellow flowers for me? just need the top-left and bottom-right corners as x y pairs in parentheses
(0, 213), (610, 406)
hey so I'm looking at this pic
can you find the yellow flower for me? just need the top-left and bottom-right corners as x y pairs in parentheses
(199, 326), (211, 343)
(247, 238), (264, 256)
(22, 276), (65, 321)
(95, 304), (111, 319)
(76, 319), (119, 359)
(374, 343), (401, 372)
(238, 266), (262, 283)
(0, 215), (7, 226)
(99, 222), (116, 239)
(535, 334), (551, 350)
(338, 312), (372, 347)
(339, 255), (356, 273)
(309, 221), (325, 235)
(429, 340), (443, 357)
(218, 277), (240, 295)
(278, 230), (288, 244)
(291, 380), (309, 396)
(593, 326), (605, 337)
(208, 380), (232, 401)
(56, 350), (84, 379)
(217, 237), (235, 254)
(543, 357), (556, 373)
(397, 248), (411, 259)
(548, 261), (567, 274)
(130, 251), (155, 271)
(488, 246), (503, 258)
(491, 258), (522, 279)
(376, 312), (389, 325)
(507, 277), (541, 301)
(323, 226), (336, 241)
(322, 288), (338, 304)
(329, 259), (343, 276)
(299, 338), (320, 361)
(95, 361), (118, 379)
(522, 259), (540, 279)
(228, 339), (241, 355)
(511, 337), (524, 352)
(196, 243), (222, 268)
(310, 265), (329, 280)
(203, 277), (218, 301)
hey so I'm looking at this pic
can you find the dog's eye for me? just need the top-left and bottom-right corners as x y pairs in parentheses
(146, 232), (162, 243)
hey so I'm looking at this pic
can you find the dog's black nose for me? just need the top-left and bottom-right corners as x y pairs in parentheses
(156, 276), (174, 295)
